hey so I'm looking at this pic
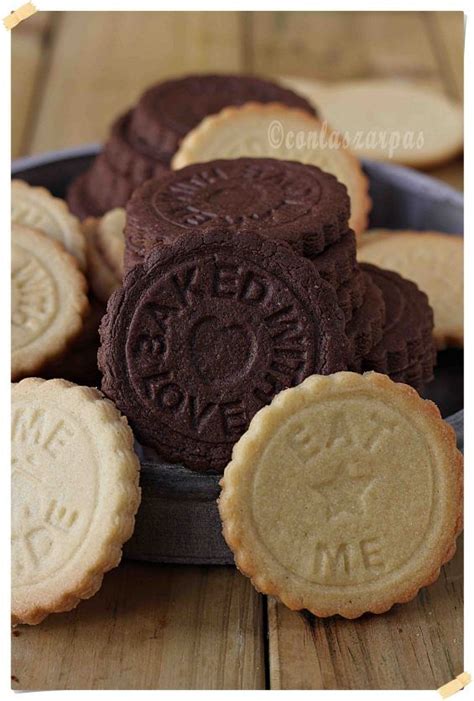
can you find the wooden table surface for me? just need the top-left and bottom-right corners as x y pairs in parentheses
(11, 11), (464, 690)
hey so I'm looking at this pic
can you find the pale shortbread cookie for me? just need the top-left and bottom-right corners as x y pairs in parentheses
(82, 208), (125, 303)
(284, 78), (463, 168)
(219, 372), (463, 618)
(172, 103), (371, 237)
(358, 230), (463, 349)
(12, 378), (141, 625)
(11, 224), (89, 380)
(12, 180), (87, 270)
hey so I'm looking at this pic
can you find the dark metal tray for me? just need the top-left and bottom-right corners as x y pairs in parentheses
(12, 147), (464, 564)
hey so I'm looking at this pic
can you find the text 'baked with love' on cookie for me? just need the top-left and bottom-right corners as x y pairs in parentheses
(98, 229), (348, 472)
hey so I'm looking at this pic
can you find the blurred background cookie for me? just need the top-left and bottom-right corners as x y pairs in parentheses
(280, 77), (463, 168)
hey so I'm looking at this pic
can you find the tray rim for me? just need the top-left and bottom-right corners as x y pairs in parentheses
(12, 143), (464, 207)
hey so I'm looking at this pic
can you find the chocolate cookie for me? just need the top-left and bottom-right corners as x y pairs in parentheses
(67, 171), (104, 220)
(309, 229), (357, 287)
(105, 111), (170, 183)
(129, 74), (317, 159)
(334, 267), (365, 323)
(98, 229), (348, 472)
(389, 346), (436, 392)
(68, 154), (136, 220)
(360, 263), (435, 374)
(125, 158), (350, 267)
(346, 272), (386, 366)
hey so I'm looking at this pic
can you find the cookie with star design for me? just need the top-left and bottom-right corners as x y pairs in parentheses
(218, 371), (463, 618)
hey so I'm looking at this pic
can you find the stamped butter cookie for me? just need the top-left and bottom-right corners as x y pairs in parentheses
(83, 208), (125, 302)
(99, 229), (348, 472)
(12, 180), (87, 270)
(171, 103), (371, 236)
(11, 224), (89, 381)
(11, 378), (141, 625)
(358, 230), (463, 349)
(219, 371), (463, 618)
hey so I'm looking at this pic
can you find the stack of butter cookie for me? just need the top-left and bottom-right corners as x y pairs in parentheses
(66, 74), (317, 219)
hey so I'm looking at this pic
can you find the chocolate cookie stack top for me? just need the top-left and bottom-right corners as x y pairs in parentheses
(124, 157), (364, 322)
(66, 75), (316, 220)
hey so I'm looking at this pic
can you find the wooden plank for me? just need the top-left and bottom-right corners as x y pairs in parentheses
(29, 11), (243, 154)
(11, 12), (53, 157)
(253, 11), (464, 689)
(425, 12), (464, 101)
(249, 11), (442, 84)
(12, 562), (266, 690)
(268, 536), (463, 690)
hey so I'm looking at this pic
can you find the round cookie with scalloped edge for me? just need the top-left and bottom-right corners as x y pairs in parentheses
(11, 224), (89, 381)
(12, 378), (141, 625)
(358, 229), (463, 349)
(125, 158), (351, 267)
(99, 228), (348, 472)
(12, 180), (87, 270)
(171, 102), (371, 237)
(219, 371), (463, 618)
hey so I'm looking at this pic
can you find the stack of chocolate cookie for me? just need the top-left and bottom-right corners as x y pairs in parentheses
(98, 156), (436, 472)
(121, 156), (436, 394)
(67, 75), (316, 220)
(355, 264), (436, 390)
(123, 157), (365, 320)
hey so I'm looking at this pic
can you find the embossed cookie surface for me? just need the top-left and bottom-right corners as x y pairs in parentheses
(219, 372), (463, 618)
(358, 230), (463, 348)
(99, 230), (348, 471)
(11, 224), (89, 380)
(172, 103), (371, 236)
(11, 378), (141, 625)
(125, 158), (351, 267)
(12, 180), (87, 269)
